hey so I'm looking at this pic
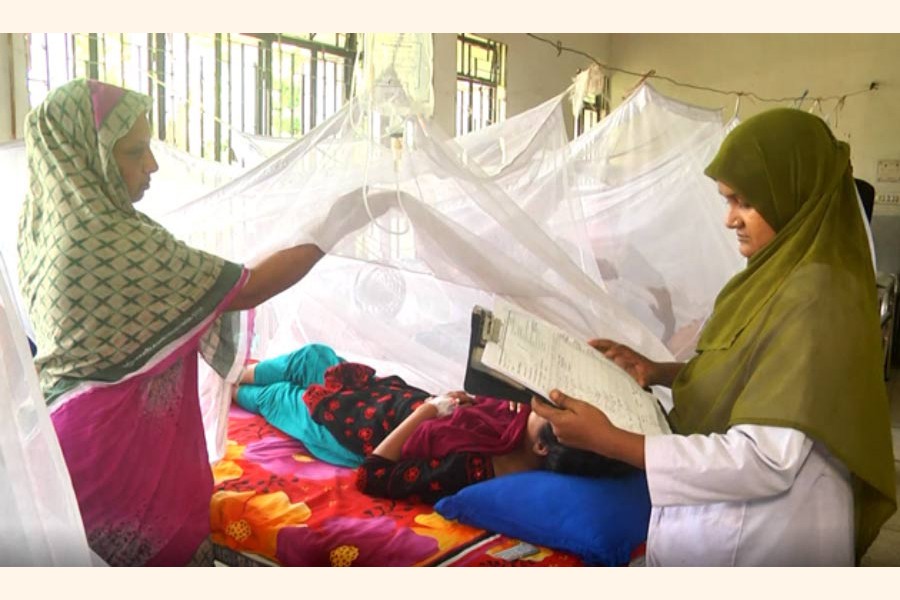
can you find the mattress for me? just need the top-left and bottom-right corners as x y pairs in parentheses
(210, 404), (587, 566)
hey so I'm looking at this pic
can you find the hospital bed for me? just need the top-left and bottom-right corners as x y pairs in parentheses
(208, 402), (604, 567)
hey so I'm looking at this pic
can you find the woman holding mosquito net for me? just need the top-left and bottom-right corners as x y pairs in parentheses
(533, 108), (896, 566)
(17, 78), (384, 565)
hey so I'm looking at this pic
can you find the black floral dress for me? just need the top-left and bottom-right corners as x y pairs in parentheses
(303, 362), (496, 504)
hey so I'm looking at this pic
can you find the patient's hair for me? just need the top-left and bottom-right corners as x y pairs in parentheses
(538, 423), (636, 478)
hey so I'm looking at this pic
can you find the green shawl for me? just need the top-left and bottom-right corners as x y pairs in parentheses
(18, 79), (243, 402)
(669, 108), (896, 559)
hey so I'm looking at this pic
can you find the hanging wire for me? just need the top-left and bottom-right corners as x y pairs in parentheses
(526, 33), (879, 107)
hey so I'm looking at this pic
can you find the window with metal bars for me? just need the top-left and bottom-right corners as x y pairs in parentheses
(25, 33), (358, 164)
(455, 33), (506, 136)
(575, 92), (610, 137)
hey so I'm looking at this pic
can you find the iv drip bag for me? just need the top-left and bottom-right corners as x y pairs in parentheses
(359, 33), (434, 124)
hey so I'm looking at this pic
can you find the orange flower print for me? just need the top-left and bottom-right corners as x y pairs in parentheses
(412, 511), (483, 559)
(210, 490), (312, 560)
(212, 441), (245, 485)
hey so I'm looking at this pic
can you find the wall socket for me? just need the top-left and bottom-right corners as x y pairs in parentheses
(877, 160), (900, 183)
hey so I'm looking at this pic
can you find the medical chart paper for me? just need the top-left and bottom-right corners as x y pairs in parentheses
(479, 298), (671, 436)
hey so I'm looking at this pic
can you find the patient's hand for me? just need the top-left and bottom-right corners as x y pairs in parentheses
(445, 390), (475, 405)
(425, 391), (475, 418)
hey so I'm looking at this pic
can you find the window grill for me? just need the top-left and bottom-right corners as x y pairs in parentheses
(26, 32), (358, 164)
(455, 33), (506, 136)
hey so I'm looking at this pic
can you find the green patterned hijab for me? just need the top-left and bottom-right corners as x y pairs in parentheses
(669, 108), (896, 559)
(18, 79), (243, 402)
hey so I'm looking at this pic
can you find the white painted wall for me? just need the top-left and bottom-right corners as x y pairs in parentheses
(432, 33), (610, 138)
(607, 33), (900, 192)
(0, 33), (30, 142)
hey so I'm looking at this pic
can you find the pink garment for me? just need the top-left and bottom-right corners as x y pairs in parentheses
(50, 272), (247, 566)
(401, 397), (531, 459)
(52, 339), (208, 565)
(86, 79), (126, 130)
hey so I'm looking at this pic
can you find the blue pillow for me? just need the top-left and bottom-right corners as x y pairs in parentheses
(434, 470), (650, 566)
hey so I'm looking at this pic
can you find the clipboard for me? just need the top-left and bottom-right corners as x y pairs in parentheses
(463, 305), (541, 404)
(462, 302), (672, 435)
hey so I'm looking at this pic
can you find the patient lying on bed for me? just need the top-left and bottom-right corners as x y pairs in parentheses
(234, 344), (633, 504)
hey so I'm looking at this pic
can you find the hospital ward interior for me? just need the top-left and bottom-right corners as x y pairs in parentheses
(2, 32), (900, 567)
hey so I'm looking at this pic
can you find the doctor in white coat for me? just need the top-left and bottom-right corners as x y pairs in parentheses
(533, 108), (896, 566)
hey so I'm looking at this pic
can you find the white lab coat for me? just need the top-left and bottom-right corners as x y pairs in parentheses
(644, 424), (854, 566)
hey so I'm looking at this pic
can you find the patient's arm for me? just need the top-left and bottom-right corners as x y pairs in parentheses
(371, 402), (439, 462)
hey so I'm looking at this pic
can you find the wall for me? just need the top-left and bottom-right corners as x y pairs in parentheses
(432, 33), (611, 138)
(607, 33), (900, 191)
(0, 33), (30, 142)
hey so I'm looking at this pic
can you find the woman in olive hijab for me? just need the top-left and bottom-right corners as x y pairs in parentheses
(533, 108), (896, 566)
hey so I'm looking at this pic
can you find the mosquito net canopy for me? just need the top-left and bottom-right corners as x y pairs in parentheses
(569, 85), (743, 359)
(144, 87), (673, 381)
(0, 78), (745, 557)
(445, 83), (744, 360)
(0, 255), (92, 565)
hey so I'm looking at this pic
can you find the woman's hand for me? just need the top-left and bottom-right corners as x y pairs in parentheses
(531, 390), (646, 469)
(226, 244), (325, 311)
(589, 339), (659, 387)
(313, 189), (398, 251)
(530, 391), (616, 455)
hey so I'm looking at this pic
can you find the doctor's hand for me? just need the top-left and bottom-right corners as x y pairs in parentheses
(530, 390), (616, 456)
(532, 390), (646, 469)
(588, 338), (659, 388)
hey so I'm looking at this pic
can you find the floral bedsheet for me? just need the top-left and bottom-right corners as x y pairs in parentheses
(210, 405), (583, 566)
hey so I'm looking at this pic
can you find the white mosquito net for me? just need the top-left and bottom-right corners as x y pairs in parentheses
(230, 131), (295, 168)
(142, 88), (675, 457)
(569, 84), (744, 359)
(0, 74), (747, 553)
(0, 141), (31, 340)
(0, 254), (92, 565)
(441, 83), (743, 360)
(453, 91), (604, 286)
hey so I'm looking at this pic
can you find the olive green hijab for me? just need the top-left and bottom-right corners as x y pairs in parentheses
(669, 108), (896, 559)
